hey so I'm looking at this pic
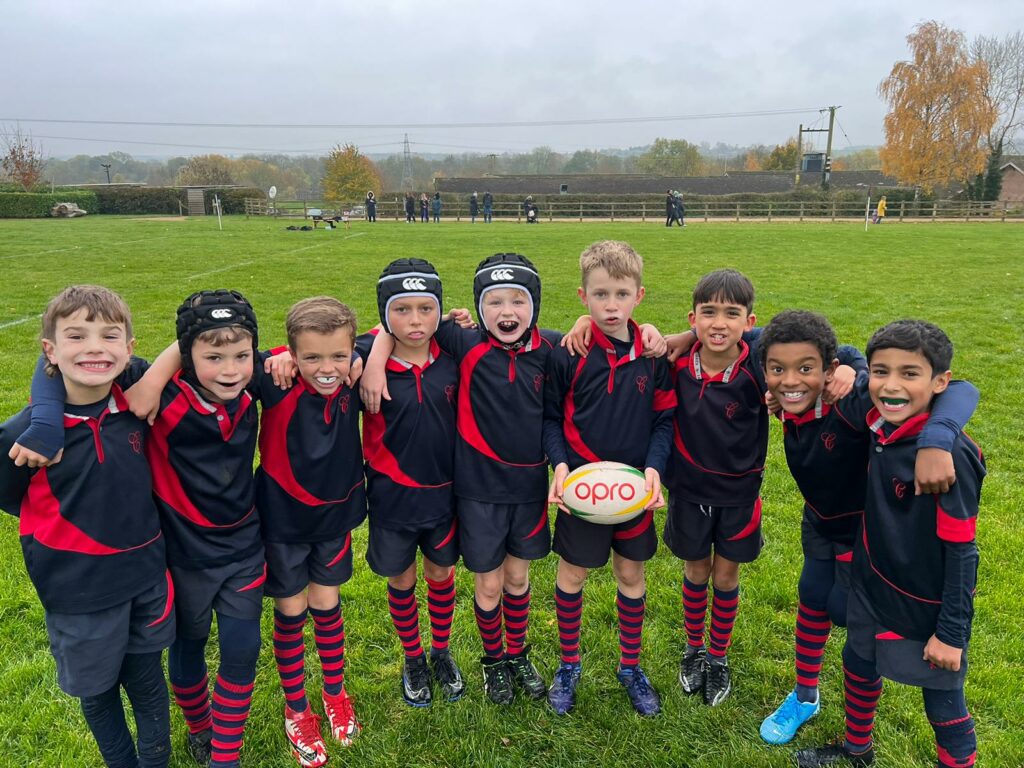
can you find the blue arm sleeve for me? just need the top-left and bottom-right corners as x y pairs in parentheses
(644, 409), (674, 477)
(918, 381), (979, 452)
(934, 541), (978, 648)
(18, 355), (67, 459)
(836, 344), (868, 374)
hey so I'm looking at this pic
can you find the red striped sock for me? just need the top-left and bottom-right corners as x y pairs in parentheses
(171, 675), (212, 734)
(617, 591), (646, 668)
(502, 587), (531, 656)
(555, 585), (583, 665)
(387, 583), (424, 659)
(272, 609), (308, 712)
(682, 578), (708, 649)
(311, 604), (345, 696)
(708, 584), (739, 659)
(794, 603), (831, 696)
(210, 674), (254, 766)
(474, 598), (504, 659)
(426, 571), (456, 654)
(843, 665), (882, 754)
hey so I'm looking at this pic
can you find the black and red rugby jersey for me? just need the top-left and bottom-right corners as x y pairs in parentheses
(543, 320), (676, 474)
(254, 350), (366, 543)
(668, 339), (768, 506)
(0, 378), (166, 614)
(780, 370), (977, 547)
(147, 369), (261, 569)
(853, 409), (985, 643)
(434, 320), (561, 504)
(357, 333), (458, 531)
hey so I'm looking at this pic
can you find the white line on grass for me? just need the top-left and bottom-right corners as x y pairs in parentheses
(0, 235), (176, 262)
(343, 232), (366, 240)
(186, 261), (256, 280)
(0, 313), (42, 330)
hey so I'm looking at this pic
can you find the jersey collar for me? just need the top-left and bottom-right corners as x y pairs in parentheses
(866, 408), (930, 444)
(689, 339), (750, 383)
(589, 319), (641, 360)
(779, 396), (829, 425)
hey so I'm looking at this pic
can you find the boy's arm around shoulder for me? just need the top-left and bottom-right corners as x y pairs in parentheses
(124, 342), (179, 425)
(12, 355), (66, 466)
(914, 380), (980, 495)
(0, 408), (35, 515)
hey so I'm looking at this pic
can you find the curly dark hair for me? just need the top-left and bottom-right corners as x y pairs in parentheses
(759, 310), (838, 368)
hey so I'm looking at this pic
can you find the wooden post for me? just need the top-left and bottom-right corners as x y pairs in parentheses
(799, 202), (804, 222)
(549, 203), (553, 222)
(641, 201), (646, 223)
(965, 202), (970, 223)
(768, 202), (773, 223)
(735, 202), (740, 222)
(704, 203), (708, 223)
(1002, 201), (1008, 222)
(831, 200), (836, 222)
(932, 202), (937, 221)
(899, 200), (905, 222)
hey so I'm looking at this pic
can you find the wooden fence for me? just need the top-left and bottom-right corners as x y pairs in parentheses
(254, 198), (1024, 223)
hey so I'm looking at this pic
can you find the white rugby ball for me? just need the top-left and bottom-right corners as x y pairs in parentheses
(562, 461), (651, 525)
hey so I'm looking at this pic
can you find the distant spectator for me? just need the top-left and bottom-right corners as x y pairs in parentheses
(872, 195), (887, 224)
(420, 193), (430, 223)
(405, 193), (416, 223)
(674, 191), (687, 227)
(469, 192), (479, 224)
(432, 192), (442, 223)
(524, 195), (538, 224)
(483, 191), (494, 223)
(665, 190), (680, 227)
(366, 191), (377, 222)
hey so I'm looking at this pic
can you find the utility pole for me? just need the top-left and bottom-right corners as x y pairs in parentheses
(101, 163), (112, 184)
(822, 105), (839, 189)
(486, 153), (497, 173)
(401, 134), (414, 191)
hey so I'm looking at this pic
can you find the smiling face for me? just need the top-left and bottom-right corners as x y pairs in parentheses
(481, 287), (532, 344)
(764, 342), (837, 416)
(868, 347), (950, 425)
(387, 296), (439, 358)
(42, 308), (134, 404)
(291, 328), (353, 397)
(688, 297), (755, 362)
(579, 268), (644, 342)
(190, 335), (254, 404)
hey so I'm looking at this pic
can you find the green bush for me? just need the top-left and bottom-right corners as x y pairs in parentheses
(203, 187), (264, 214)
(90, 186), (185, 215)
(0, 191), (99, 218)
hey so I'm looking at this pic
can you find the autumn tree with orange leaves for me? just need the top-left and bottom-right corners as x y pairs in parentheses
(878, 21), (996, 193)
(322, 144), (381, 204)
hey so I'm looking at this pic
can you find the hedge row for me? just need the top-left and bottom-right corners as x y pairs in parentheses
(90, 186), (183, 215)
(202, 188), (263, 215)
(0, 191), (99, 218)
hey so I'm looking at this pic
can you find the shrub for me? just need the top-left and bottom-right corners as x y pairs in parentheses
(90, 186), (184, 215)
(203, 187), (263, 214)
(0, 191), (99, 218)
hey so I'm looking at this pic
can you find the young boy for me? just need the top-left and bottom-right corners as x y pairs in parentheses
(25, 289), (265, 768)
(796, 320), (984, 768)
(664, 269), (852, 707)
(362, 253), (556, 705)
(258, 297), (365, 767)
(0, 285), (175, 768)
(358, 259), (463, 708)
(757, 310), (978, 744)
(544, 241), (675, 716)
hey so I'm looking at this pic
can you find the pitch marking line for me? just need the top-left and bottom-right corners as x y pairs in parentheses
(1, 235), (175, 262)
(186, 261), (256, 281)
(0, 313), (43, 330)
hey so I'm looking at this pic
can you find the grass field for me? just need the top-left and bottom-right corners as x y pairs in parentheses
(0, 216), (1021, 768)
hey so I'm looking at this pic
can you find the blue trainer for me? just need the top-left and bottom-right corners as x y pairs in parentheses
(616, 665), (661, 717)
(547, 661), (582, 715)
(760, 689), (820, 744)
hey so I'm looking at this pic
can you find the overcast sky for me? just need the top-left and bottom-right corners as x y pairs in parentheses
(2, 0), (1021, 159)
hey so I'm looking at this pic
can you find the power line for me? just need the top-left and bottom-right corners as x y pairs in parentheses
(27, 134), (404, 154)
(1, 108), (823, 131)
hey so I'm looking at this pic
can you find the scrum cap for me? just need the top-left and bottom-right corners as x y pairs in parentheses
(473, 253), (541, 331)
(377, 258), (443, 334)
(176, 289), (259, 365)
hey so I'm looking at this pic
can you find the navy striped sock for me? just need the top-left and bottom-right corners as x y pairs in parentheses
(272, 609), (308, 712)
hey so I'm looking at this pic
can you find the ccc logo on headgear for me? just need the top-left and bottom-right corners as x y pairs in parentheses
(490, 269), (514, 281)
(402, 278), (427, 290)
(210, 308), (234, 319)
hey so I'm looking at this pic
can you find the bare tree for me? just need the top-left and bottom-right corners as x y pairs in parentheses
(972, 32), (1024, 154)
(1, 125), (46, 192)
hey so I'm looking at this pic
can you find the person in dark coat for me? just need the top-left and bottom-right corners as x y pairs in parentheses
(431, 192), (442, 223)
(665, 190), (679, 227)
(674, 192), (686, 227)
(482, 191), (494, 223)
(366, 191), (377, 222)
(524, 195), (538, 223)
(420, 193), (430, 223)
(469, 192), (479, 223)
(405, 193), (416, 223)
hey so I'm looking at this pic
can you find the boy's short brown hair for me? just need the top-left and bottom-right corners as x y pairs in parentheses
(41, 285), (133, 376)
(286, 296), (357, 349)
(42, 284), (133, 341)
(579, 240), (643, 287)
